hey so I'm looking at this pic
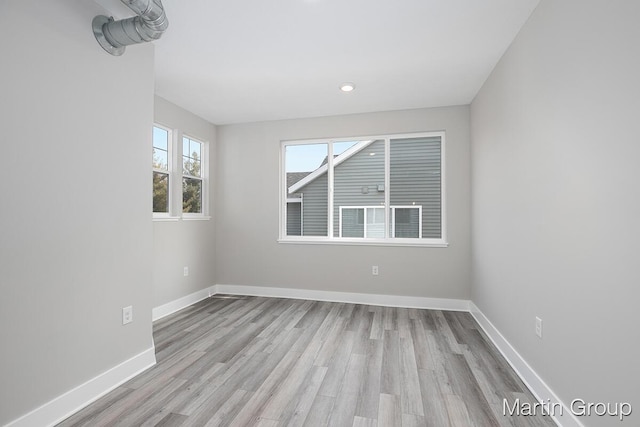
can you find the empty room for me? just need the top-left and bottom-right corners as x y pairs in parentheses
(0, 1), (638, 426)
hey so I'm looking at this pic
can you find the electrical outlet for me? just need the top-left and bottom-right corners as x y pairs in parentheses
(535, 316), (543, 338)
(372, 265), (379, 276)
(122, 306), (133, 325)
(184, 266), (189, 277)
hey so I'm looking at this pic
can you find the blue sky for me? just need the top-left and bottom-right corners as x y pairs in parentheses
(286, 141), (358, 172)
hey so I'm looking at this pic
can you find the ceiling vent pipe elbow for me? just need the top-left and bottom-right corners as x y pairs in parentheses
(93, 0), (169, 56)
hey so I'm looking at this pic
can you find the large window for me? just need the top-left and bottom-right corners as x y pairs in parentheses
(281, 132), (446, 246)
(152, 125), (209, 220)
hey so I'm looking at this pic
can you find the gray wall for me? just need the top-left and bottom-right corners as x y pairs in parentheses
(0, 1), (154, 424)
(471, 1), (640, 425)
(153, 96), (217, 308)
(216, 106), (471, 299)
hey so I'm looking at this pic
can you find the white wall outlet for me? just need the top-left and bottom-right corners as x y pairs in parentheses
(184, 266), (189, 277)
(535, 316), (543, 338)
(372, 265), (379, 276)
(122, 306), (133, 325)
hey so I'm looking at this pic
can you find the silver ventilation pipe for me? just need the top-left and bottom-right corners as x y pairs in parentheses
(92, 0), (169, 56)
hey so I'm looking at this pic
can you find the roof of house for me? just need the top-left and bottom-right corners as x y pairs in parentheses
(287, 172), (311, 198)
(288, 140), (375, 194)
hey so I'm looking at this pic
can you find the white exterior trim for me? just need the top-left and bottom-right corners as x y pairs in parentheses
(287, 139), (375, 194)
(470, 302), (581, 427)
(5, 347), (156, 427)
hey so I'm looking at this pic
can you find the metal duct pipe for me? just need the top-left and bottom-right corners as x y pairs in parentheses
(93, 0), (169, 56)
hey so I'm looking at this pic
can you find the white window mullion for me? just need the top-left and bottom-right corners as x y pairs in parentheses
(327, 141), (334, 238)
(171, 128), (180, 216)
(363, 207), (368, 238)
(384, 137), (390, 239)
(152, 124), (172, 217)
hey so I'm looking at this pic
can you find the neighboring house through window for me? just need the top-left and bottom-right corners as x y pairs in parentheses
(281, 132), (446, 246)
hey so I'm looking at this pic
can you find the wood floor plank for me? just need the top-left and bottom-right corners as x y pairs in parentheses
(316, 330), (355, 397)
(377, 394), (401, 427)
(410, 317), (432, 370)
(227, 349), (303, 426)
(302, 394), (334, 427)
(401, 413), (427, 427)
(445, 353), (500, 426)
(326, 353), (366, 427)
(399, 336), (425, 416)
(445, 394), (475, 427)
(203, 389), (251, 427)
(279, 366), (327, 427)
(369, 306), (384, 340)
(379, 329), (401, 395)
(259, 338), (323, 421)
(353, 415), (377, 427)
(417, 368), (451, 427)
(354, 337), (383, 419)
(113, 378), (188, 427)
(154, 412), (188, 426)
(56, 297), (556, 427)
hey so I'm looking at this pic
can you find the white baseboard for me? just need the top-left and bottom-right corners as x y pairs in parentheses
(152, 285), (217, 321)
(6, 347), (156, 427)
(469, 303), (583, 427)
(23, 287), (575, 427)
(214, 284), (471, 311)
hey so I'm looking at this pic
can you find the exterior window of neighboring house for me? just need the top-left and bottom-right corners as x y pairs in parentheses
(153, 125), (171, 214)
(182, 136), (203, 214)
(153, 125), (209, 220)
(281, 132), (446, 246)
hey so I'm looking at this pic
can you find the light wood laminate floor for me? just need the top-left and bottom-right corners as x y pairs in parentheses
(58, 296), (555, 427)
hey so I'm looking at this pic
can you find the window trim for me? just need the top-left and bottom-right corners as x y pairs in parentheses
(390, 205), (423, 239)
(279, 131), (447, 247)
(181, 133), (207, 218)
(152, 123), (174, 219)
(152, 124), (210, 221)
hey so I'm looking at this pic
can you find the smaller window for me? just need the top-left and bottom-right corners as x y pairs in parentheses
(153, 126), (171, 214)
(182, 136), (204, 214)
(339, 206), (385, 238)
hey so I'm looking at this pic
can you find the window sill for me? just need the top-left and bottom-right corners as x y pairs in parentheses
(153, 216), (180, 222)
(278, 237), (448, 248)
(182, 215), (212, 221)
(153, 215), (211, 222)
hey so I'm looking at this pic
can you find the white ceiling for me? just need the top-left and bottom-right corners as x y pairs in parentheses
(101, 0), (540, 125)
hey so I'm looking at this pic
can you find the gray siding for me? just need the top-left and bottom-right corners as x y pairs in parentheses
(333, 140), (386, 236)
(390, 136), (442, 238)
(293, 136), (442, 239)
(286, 202), (302, 235)
(299, 174), (328, 236)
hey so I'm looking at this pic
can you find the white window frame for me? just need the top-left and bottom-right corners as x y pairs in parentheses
(390, 205), (422, 238)
(181, 134), (209, 219)
(279, 131), (447, 247)
(152, 124), (173, 219)
(338, 205), (422, 238)
(338, 206), (386, 238)
(152, 124), (210, 221)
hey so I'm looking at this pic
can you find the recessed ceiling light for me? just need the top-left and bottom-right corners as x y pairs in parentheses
(339, 82), (355, 92)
